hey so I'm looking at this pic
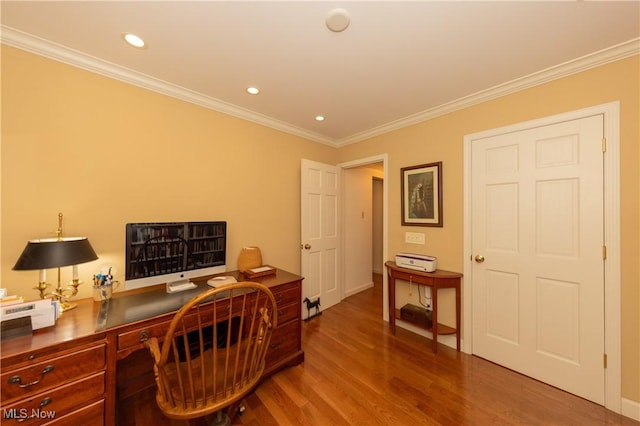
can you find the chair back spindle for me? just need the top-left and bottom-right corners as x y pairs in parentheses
(145, 282), (277, 421)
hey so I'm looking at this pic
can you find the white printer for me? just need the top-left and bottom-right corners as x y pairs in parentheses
(395, 252), (438, 272)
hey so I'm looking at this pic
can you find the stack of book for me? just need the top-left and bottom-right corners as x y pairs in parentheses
(0, 295), (58, 337)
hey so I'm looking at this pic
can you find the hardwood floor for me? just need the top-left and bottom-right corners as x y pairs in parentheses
(119, 274), (637, 425)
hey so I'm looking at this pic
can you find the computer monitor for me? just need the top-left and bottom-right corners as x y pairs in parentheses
(124, 221), (226, 290)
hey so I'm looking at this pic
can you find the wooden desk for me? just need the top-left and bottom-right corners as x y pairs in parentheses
(385, 261), (462, 353)
(0, 268), (304, 425)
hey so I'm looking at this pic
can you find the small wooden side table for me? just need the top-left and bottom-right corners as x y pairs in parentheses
(385, 261), (462, 353)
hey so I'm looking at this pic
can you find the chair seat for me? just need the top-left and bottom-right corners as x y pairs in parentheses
(158, 345), (265, 418)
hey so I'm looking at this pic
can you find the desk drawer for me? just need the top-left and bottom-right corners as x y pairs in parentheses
(249, 299), (297, 335)
(1, 344), (106, 403)
(265, 320), (300, 366)
(390, 269), (433, 285)
(276, 300), (299, 325)
(44, 399), (104, 426)
(271, 282), (301, 307)
(1, 372), (104, 425)
(118, 319), (171, 351)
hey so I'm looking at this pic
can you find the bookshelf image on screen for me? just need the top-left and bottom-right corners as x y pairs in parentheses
(125, 221), (227, 291)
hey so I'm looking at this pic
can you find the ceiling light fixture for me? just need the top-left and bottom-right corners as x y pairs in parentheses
(122, 33), (145, 48)
(326, 8), (350, 33)
(315, 116), (325, 122)
(246, 87), (260, 95)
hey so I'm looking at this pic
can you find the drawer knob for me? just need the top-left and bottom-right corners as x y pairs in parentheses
(39, 396), (53, 407)
(269, 339), (283, 350)
(15, 397), (52, 422)
(8, 365), (54, 388)
(139, 330), (150, 342)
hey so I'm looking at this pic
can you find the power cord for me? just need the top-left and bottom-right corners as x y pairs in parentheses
(417, 285), (432, 311)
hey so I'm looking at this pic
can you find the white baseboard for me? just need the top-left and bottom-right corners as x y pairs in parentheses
(344, 281), (374, 298)
(622, 397), (640, 421)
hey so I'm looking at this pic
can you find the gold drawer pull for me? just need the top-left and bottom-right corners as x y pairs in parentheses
(8, 365), (54, 388)
(139, 330), (150, 342)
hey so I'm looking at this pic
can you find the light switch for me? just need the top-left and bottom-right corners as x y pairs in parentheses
(405, 232), (425, 244)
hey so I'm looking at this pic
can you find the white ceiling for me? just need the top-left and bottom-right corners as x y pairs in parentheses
(2, 1), (639, 147)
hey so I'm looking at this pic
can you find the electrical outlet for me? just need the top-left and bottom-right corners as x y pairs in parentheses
(405, 232), (425, 244)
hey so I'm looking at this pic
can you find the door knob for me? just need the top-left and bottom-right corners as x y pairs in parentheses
(302, 243), (312, 250)
(474, 255), (485, 263)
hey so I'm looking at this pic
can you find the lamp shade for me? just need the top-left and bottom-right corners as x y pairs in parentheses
(13, 237), (98, 270)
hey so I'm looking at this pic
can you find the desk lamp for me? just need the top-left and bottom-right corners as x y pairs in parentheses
(13, 213), (98, 312)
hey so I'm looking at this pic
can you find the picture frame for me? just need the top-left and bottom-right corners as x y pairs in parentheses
(401, 161), (443, 227)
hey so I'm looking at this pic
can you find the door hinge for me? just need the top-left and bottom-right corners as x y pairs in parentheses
(603, 353), (608, 368)
(602, 137), (607, 153)
(603, 245), (607, 261)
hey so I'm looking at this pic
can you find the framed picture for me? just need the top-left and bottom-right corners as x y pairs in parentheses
(401, 161), (443, 227)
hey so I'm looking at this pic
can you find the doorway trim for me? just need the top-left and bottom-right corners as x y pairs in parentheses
(339, 154), (389, 321)
(463, 101), (621, 412)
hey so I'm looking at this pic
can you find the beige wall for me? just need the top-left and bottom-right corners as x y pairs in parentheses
(338, 56), (640, 403)
(1, 46), (336, 296)
(1, 46), (638, 404)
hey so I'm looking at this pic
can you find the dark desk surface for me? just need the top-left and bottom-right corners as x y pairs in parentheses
(98, 268), (301, 330)
(95, 280), (211, 331)
(1, 268), (303, 360)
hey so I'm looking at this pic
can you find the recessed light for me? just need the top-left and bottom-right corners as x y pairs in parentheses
(122, 33), (145, 48)
(315, 116), (325, 122)
(246, 87), (260, 95)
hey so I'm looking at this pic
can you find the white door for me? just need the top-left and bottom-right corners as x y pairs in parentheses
(471, 115), (605, 404)
(301, 159), (341, 314)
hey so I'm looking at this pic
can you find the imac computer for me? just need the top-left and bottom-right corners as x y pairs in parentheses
(124, 221), (226, 292)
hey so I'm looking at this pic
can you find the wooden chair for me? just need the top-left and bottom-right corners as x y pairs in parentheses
(145, 282), (277, 425)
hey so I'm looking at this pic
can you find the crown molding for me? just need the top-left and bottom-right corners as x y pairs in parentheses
(2, 26), (637, 149)
(0, 26), (336, 147)
(336, 37), (640, 147)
